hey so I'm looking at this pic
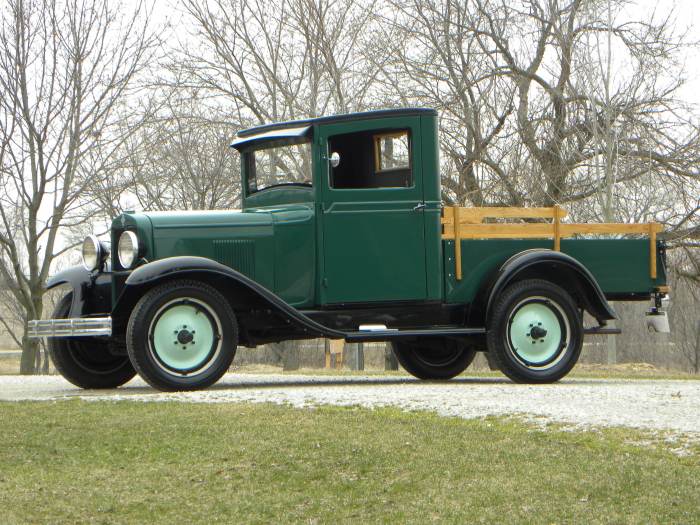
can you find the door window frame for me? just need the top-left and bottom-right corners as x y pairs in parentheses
(319, 117), (423, 203)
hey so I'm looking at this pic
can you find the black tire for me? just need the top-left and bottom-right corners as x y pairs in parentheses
(487, 279), (583, 383)
(126, 279), (238, 391)
(391, 338), (477, 380)
(48, 294), (136, 389)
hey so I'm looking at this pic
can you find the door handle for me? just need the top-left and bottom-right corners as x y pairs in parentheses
(413, 202), (426, 211)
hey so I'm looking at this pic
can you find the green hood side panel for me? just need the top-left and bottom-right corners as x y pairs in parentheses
(138, 207), (315, 308)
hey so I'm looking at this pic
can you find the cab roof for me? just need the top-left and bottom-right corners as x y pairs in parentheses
(233, 107), (437, 140)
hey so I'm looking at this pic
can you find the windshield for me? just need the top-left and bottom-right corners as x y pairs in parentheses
(246, 141), (312, 194)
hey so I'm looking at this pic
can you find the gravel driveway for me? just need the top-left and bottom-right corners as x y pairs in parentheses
(1, 373), (698, 435)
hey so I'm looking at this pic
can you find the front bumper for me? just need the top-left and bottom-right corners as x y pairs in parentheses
(27, 317), (112, 338)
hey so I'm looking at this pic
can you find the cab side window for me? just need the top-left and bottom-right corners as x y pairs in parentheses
(329, 129), (412, 189)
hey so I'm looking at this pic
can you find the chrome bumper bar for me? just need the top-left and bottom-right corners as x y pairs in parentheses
(27, 317), (112, 338)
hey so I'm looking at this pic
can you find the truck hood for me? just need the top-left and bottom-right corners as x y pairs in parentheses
(144, 210), (275, 281)
(144, 209), (273, 229)
(117, 206), (315, 299)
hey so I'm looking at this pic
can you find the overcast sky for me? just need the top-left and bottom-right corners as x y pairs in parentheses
(149, 0), (700, 109)
(635, 0), (700, 107)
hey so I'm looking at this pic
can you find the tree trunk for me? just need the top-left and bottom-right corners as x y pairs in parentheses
(282, 341), (300, 371)
(19, 335), (40, 375)
(384, 344), (398, 371)
(41, 342), (50, 374)
(346, 343), (364, 371)
(694, 320), (700, 375)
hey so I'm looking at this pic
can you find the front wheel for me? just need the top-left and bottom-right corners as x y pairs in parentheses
(48, 294), (136, 389)
(391, 338), (477, 380)
(126, 280), (238, 391)
(487, 279), (583, 383)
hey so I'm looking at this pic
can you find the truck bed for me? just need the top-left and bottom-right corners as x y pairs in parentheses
(444, 238), (666, 304)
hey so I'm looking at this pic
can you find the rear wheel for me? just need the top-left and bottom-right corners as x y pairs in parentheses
(391, 338), (477, 380)
(126, 280), (237, 391)
(48, 294), (136, 389)
(487, 279), (583, 383)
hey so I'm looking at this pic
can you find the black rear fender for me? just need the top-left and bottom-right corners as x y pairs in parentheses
(474, 249), (616, 326)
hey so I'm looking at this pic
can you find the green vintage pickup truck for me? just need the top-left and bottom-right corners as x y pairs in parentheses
(29, 108), (669, 391)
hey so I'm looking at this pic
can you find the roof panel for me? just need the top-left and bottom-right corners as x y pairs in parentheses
(234, 107), (437, 140)
(230, 125), (311, 150)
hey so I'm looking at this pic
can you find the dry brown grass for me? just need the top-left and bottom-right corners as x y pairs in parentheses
(0, 353), (19, 375)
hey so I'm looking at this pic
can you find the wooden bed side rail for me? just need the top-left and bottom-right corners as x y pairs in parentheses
(441, 206), (663, 280)
(441, 206), (568, 224)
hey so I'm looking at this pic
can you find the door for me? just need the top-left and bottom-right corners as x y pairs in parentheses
(318, 117), (428, 304)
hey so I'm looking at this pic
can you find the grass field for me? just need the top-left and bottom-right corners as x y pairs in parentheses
(0, 402), (697, 524)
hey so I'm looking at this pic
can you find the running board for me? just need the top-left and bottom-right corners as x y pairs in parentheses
(584, 326), (621, 335)
(343, 327), (486, 343)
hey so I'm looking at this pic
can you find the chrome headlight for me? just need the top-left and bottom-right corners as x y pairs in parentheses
(81, 235), (104, 271)
(118, 230), (139, 269)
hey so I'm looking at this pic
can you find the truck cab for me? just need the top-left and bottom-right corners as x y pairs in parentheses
(29, 108), (669, 391)
(232, 107), (441, 307)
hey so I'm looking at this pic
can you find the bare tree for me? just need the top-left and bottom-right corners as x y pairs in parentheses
(668, 250), (700, 373)
(463, 0), (700, 218)
(176, 0), (385, 125)
(0, 0), (158, 373)
(93, 89), (243, 213)
(381, 0), (519, 206)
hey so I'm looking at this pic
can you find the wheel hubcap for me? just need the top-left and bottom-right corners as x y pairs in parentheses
(176, 329), (194, 345)
(149, 299), (220, 375)
(507, 299), (567, 368)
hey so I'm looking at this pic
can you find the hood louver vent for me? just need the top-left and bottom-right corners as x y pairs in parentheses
(212, 239), (255, 278)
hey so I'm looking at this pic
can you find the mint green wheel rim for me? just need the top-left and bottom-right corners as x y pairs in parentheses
(149, 299), (220, 375)
(508, 299), (566, 367)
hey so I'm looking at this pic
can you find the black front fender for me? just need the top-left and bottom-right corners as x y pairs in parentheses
(483, 249), (617, 324)
(112, 256), (343, 339)
(45, 266), (112, 318)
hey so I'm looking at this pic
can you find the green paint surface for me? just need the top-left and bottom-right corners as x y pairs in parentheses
(108, 110), (665, 312)
(316, 115), (431, 303)
(445, 238), (666, 303)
